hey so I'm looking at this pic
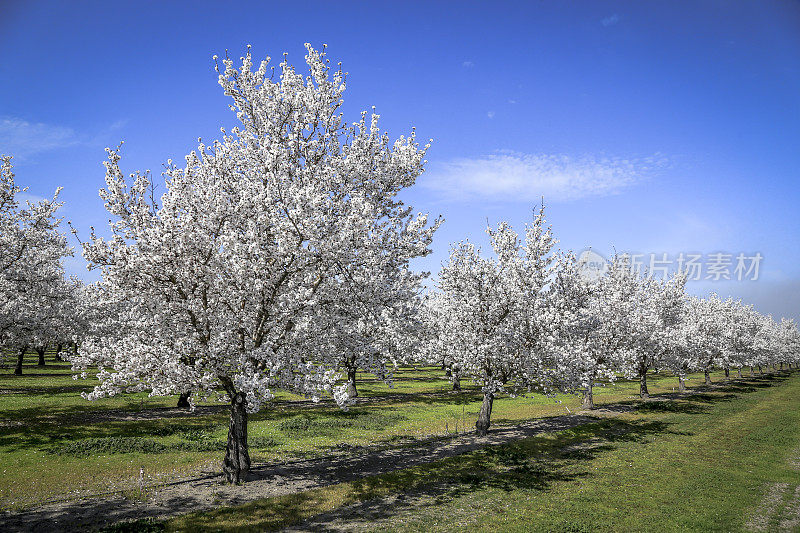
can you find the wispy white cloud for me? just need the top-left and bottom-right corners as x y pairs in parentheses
(462, 60), (474, 68)
(601, 13), (620, 27)
(0, 117), (129, 159)
(0, 117), (80, 158)
(107, 119), (128, 132)
(422, 151), (667, 202)
(487, 111), (495, 119)
(17, 192), (49, 205)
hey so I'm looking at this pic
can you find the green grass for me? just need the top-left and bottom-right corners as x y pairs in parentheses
(166, 372), (800, 532)
(3, 349), (798, 532)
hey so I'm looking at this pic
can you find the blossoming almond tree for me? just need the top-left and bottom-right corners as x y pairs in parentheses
(496, 205), (560, 393)
(433, 207), (556, 436)
(73, 44), (439, 483)
(306, 265), (427, 398)
(634, 273), (687, 395)
(584, 254), (642, 393)
(751, 313), (783, 374)
(598, 255), (685, 399)
(681, 294), (730, 385)
(777, 318), (800, 369)
(714, 297), (755, 380)
(420, 291), (466, 390)
(0, 156), (73, 373)
(549, 251), (631, 409)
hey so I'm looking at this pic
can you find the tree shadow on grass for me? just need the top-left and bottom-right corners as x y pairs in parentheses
(281, 418), (673, 532)
(608, 373), (794, 418)
(166, 417), (674, 532)
(5, 417), (651, 532)
(680, 392), (738, 404)
(632, 400), (710, 415)
(0, 406), (231, 454)
(0, 384), (96, 395)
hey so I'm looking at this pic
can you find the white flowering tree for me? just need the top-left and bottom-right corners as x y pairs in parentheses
(680, 294), (732, 385)
(46, 277), (84, 363)
(497, 206), (560, 392)
(719, 299), (753, 378)
(420, 287), (465, 390)
(305, 266), (427, 398)
(73, 44), (439, 483)
(549, 251), (630, 409)
(0, 156), (73, 374)
(585, 255), (642, 395)
(777, 318), (800, 369)
(751, 314), (782, 374)
(433, 208), (556, 436)
(597, 255), (686, 398)
(636, 273), (687, 394)
(436, 239), (513, 435)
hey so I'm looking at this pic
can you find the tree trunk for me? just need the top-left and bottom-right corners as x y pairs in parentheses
(678, 376), (686, 392)
(475, 390), (494, 436)
(639, 369), (649, 399)
(223, 391), (250, 484)
(750, 366), (754, 376)
(54, 343), (63, 362)
(737, 367), (742, 378)
(346, 367), (358, 398)
(582, 378), (594, 409)
(14, 347), (25, 375)
(724, 367), (730, 381)
(177, 391), (191, 409)
(452, 371), (461, 391)
(758, 366), (763, 375)
(780, 362), (784, 370)
(704, 368), (711, 385)
(36, 347), (46, 366)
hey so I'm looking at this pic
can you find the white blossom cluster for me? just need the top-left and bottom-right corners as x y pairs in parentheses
(0, 156), (78, 367)
(71, 44), (440, 417)
(421, 205), (565, 433)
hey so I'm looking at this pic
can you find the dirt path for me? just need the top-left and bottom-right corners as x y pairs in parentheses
(746, 446), (800, 532)
(0, 413), (602, 532)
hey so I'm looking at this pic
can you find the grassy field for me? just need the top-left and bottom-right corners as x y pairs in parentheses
(2, 350), (799, 532)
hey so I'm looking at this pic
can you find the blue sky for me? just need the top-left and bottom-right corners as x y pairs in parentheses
(1, 1), (798, 320)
